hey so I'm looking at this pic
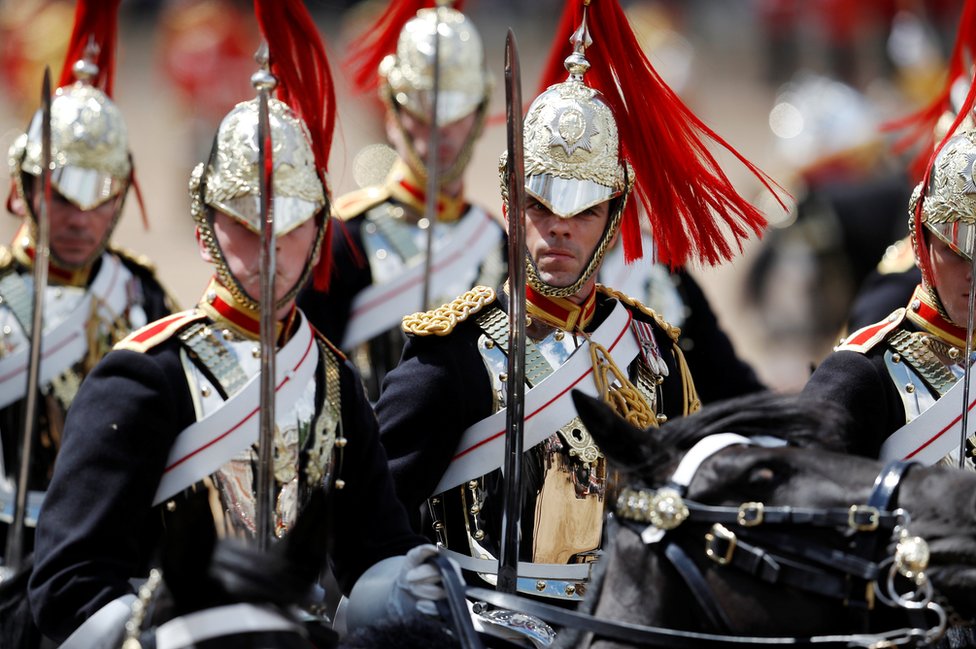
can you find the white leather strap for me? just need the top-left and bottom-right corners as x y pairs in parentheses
(153, 318), (317, 505)
(155, 603), (303, 649)
(881, 374), (976, 465)
(433, 300), (638, 494)
(342, 207), (501, 349)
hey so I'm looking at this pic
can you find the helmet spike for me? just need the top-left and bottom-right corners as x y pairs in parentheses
(58, 0), (121, 95)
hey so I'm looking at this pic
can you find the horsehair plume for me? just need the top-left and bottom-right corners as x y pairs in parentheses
(58, 0), (122, 95)
(344, 0), (467, 95)
(883, 0), (976, 181)
(538, 0), (787, 268)
(253, 0), (336, 290)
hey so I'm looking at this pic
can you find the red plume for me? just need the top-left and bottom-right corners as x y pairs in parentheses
(537, 0), (786, 267)
(882, 0), (976, 181)
(344, 0), (466, 95)
(58, 0), (122, 95)
(254, 0), (337, 290)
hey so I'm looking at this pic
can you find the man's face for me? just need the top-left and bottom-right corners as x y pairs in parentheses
(929, 234), (974, 326)
(523, 199), (610, 290)
(388, 109), (478, 173)
(31, 185), (117, 267)
(208, 211), (319, 318)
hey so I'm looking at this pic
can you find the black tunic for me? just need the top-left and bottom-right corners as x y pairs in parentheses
(28, 313), (424, 642)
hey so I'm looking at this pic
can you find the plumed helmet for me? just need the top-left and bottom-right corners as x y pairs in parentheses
(7, 0), (133, 270)
(191, 0), (336, 310)
(380, 5), (490, 126)
(197, 95), (325, 238)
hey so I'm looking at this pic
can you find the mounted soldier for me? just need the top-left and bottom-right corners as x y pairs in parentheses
(802, 1), (976, 465)
(28, 2), (447, 646)
(376, 0), (784, 619)
(297, 0), (505, 401)
(0, 0), (174, 565)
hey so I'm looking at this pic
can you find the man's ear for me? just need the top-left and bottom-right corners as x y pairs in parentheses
(196, 225), (213, 263)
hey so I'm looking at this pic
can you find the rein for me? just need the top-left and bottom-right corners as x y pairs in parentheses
(457, 434), (947, 648)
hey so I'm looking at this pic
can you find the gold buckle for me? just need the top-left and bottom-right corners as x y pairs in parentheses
(737, 502), (764, 527)
(848, 505), (880, 531)
(704, 524), (737, 565)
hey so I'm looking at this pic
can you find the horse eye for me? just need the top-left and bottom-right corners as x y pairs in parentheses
(747, 466), (776, 484)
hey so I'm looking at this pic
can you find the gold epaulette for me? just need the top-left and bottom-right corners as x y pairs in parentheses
(333, 185), (392, 221)
(876, 237), (915, 275)
(835, 308), (906, 354)
(0, 246), (14, 275)
(114, 309), (207, 353)
(598, 284), (681, 342)
(401, 286), (496, 336)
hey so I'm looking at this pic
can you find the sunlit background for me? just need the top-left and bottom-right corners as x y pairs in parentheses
(0, 0), (964, 392)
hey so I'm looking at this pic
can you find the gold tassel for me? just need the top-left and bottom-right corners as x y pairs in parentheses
(589, 339), (656, 429)
(674, 343), (701, 415)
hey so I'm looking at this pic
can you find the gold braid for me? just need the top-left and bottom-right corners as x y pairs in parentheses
(588, 338), (656, 429)
(401, 286), (496, 336)
(597, 284), (681, 341)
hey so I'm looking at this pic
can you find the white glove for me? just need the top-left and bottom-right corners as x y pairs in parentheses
(346, 544), (460, 629)
(390, 544), (451, 618)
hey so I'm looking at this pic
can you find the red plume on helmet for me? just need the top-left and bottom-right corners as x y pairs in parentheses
(344, 0), (467, 95)
(537, 0), (785, 268)
(254, 0), (337, 290)
(883, 0), (976, 181)
(58, 0), (122, 95)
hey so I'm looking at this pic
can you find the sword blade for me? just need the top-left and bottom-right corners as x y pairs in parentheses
(6, 68), (53, 569)
(498, 29), (526, 595)
(255, 81), (277, 552)
(958, 250), (976, 468)
(420, 8), (443, 312)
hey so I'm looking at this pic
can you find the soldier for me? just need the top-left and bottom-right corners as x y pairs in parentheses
(802, 128), (976, 462)
(376, 0), (783, 610)
(28, 1), (441, 645)
(297, 0), (504, 401)
(0, 0), (174, 557)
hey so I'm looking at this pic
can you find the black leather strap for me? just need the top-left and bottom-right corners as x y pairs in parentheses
(664, 540), (734, 632)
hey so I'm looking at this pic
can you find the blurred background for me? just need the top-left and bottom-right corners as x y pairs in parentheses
(0, 0), (964, 392)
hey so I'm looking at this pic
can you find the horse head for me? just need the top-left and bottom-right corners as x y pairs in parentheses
(571, 390), (976, 648)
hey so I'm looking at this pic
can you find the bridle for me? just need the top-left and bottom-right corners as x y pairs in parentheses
(445, 433), (948, 648)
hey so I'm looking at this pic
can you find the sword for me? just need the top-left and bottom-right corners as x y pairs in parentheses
(5, 68), (52, 569)
(498, 30), (526, 595)
(958, 246), (976, 468)
(420, 7), (442, 312)
(253, 45), (277, 552)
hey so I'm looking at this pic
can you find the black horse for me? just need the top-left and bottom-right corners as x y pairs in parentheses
(478, 391), (976, 649)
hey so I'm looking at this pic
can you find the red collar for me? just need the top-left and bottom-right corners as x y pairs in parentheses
(525, 285), (597, 332)
(197, 278), (291, 341)
(386, 159), (466, 223)
(906, 284), (973, 348)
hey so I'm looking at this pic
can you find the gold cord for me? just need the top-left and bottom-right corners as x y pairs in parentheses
(588, 338), (656, 429)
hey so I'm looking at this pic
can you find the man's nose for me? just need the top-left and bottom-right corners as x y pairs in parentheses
(548, 216), (571, 237)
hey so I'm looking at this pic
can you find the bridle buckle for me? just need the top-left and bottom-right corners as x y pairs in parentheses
(737, 502), (764, 527)
(705, 524), (737, 565)
(848, 505), (880, 531)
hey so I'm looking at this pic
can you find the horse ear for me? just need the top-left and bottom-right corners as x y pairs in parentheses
(572, 390), (662, 471)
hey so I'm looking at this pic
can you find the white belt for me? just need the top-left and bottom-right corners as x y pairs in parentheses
(442, 548), (593, 581)
(433, 300), (639, 495)
(881, 375), (976, 465)
(342, 207), (501, 349)
(0, 254), (127, 409)
(153, 318), (317, 505)
(155, 603), (304, 649)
